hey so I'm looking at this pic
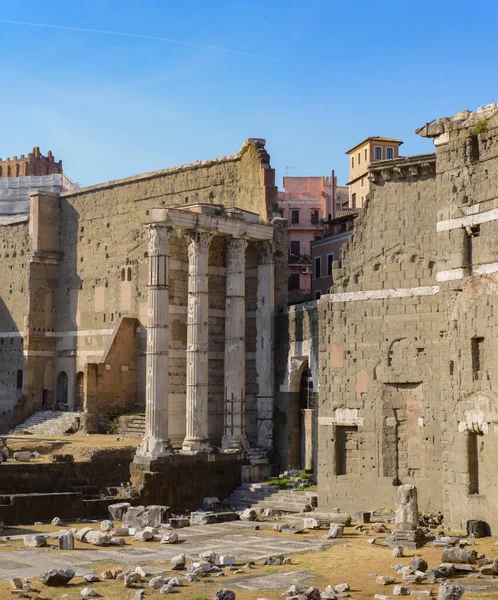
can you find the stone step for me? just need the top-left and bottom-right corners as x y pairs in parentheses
(9, 411), (81, 436)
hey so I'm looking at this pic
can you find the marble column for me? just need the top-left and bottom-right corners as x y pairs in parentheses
(256, 240), (275, 449)
(137, 224), (172, 458)
(222, 237), (248, 450)
(181, 229), (215, 453)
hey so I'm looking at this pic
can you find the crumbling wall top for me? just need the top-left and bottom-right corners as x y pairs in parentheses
(416, 102), (498, 139)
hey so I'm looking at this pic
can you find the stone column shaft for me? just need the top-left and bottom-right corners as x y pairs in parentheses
(256, 240), (275, 449)
(182, 230), (215, 453)
(222, 237), (248, 450)
(137, 224), (172, 458)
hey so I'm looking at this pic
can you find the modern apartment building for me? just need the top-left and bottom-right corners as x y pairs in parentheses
(346, 137), (403, 209)
(277, 175), (341, 303)
(311, 210), (358, 299)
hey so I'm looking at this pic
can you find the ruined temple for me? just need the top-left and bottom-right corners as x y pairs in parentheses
(0, 139), (287, 463)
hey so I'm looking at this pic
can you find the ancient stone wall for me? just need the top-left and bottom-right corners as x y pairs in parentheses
(0, 139), (283, 448)
(316, 103), (498, 532)
(0, 220), (29, 430)
(317, 154), (441, 513)
(419, 105), (498, 530)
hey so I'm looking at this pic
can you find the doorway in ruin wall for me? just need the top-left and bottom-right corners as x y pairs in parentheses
(381, 382), (422, 483)
(284, 357), (317, 471)
(56, 371), (68, 410)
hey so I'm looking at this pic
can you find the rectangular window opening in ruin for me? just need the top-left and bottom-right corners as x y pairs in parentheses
(467, 225), (480, 272)
(16, 369), (23, 390)
(468, 431), (480, 495)
(471, 336), (485, 378)
(335, 425), (359, 476)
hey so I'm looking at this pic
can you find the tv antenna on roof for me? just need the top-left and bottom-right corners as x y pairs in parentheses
(285, 165), (295, 176)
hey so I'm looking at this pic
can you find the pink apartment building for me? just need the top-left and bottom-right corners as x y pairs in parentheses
(277, 175), (347, 303)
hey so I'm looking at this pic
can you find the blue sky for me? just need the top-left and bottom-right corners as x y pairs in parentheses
(1, 0), (497, 188)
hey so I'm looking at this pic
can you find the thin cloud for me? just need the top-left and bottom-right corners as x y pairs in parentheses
(0, 18), (415, 87)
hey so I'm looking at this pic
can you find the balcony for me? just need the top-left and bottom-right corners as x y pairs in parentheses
(288, 253), (312, 266)
(288, 217), (324, 230)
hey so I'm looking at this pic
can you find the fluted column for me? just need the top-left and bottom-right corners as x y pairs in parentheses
(222, 237), (248, 450)
(256, 240), (275, 449)
(137, 224), (172, 458)
(181, 230), (215, 453)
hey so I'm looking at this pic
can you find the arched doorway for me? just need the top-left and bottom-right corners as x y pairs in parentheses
(74, 372), (84, 410)
(56, 371), (68, 410)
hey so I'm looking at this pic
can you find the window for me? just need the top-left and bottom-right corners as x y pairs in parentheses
(351, 193), (356, 209)
(127, 267), (132, 281)
(315, 291), (321, 300)
(387, 147), (394, 160)
(471, 337), (485, 377)
(361, 177), (364, 188)
(288, 273), (300, 291)
(290, 240), (301, 256)
(468, 225), (480, 269)
(121, 268), (126, 281)
(291, 209), (300, 224)
(361, 195), (364, 205)
(357, 152), (361, 164)
(364, 148), (368, 161)
(327, 253), (335, 276)
(314, 256), (321, 279)
(375, 146), (382, 160)
(468, 432), (480, 494)
(310, 210), (319, 225)
(16, 370), (23, 390)
(351, 156), (355, 168)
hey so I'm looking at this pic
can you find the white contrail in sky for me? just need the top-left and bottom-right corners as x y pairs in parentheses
(0, 18), (410, 85)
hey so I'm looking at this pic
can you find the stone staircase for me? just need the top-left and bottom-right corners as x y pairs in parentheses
(223, 482), (318, 513)
(116, 413), (145, 438)
(8, 411), (81, 436)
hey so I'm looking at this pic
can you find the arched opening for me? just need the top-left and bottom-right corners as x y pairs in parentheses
(75, 372), (84, 410)
(121, 268), (125, 281)
(56, 371), (68, 410)
(127, 267), (132, 281)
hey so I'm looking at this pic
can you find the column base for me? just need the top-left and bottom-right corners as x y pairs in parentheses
(181, 437), (214, 454)
(136, 436), (172, 459)
(221, 434), (248, 452)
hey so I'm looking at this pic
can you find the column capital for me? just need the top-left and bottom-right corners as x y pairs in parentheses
(147, 223), (170, 255)
(226, 236), (248, 260)
(256, 240), (275, 265)
(179, 229), (216, 257)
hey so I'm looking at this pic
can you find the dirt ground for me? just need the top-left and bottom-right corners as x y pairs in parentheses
(4, 435), (140, 462)
(0, 521), (495, 600)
